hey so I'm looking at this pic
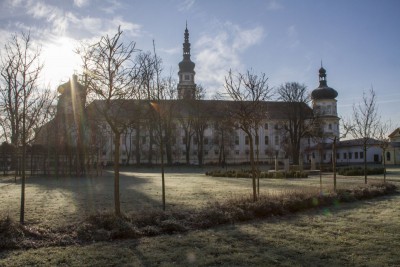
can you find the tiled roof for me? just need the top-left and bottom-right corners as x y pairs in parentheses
(85, 99), (314, 121)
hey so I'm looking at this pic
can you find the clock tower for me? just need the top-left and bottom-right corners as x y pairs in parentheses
(177, 23), (196, 99)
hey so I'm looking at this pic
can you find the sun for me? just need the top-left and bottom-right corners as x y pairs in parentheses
(41, 36), (82, 89)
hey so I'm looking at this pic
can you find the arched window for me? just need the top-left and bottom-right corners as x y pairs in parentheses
(386, 152), (391, 161)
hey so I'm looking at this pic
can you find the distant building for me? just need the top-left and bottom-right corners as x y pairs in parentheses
(36, 25), (350, 167)
(386, 128), (400, 165)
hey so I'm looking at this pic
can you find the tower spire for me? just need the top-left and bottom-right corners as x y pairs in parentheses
(177, 23), (196, 99)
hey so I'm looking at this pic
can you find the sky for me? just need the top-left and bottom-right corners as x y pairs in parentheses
(0, 0), (399, 128)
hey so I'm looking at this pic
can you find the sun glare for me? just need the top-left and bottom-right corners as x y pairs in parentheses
(42, 37), (82, 89)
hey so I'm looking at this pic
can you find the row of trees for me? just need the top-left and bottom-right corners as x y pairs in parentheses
(1, 27), (393, 220)
(0, 32), (55, 223)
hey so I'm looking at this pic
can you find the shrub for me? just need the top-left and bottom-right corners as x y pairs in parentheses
(206, 170), (308, 179)
(0, 216), (24, 249)
(2, 183), (396, 249)
(337, 166), (384, 176)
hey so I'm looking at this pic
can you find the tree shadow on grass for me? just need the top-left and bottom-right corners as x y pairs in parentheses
(5, 167), (224, 227)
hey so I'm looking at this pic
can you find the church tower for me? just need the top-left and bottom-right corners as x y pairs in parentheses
(311, 66), (340, 142)
(177, 23), (196, 99)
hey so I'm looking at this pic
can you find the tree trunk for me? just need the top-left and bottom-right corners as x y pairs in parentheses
(160, 127), (166, 211)
(114, 131), (121, 216)
(383, 149), (386, 183)
(364, 145), (367, 184)
(148, 126), (154, 165)
(135, 126), (141, 166)
(185, 141), (191, 165)
(20, 146), (26, 224)
(332, 138), (337, 192)
(248, 133), (257, 202)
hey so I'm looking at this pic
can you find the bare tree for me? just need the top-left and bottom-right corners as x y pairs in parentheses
(212, 115), (235, 167)
(179, 115), (195, 164)
(376, 121), (391, 182)
(77, 26), (138, 216)
(347, 88), (380, 184)
(224, 69), (272, 201)
(0, 31), (54, 223)
(135, 51), (161, 165)
(277, 82), (314, 165)
(149, 40), (177, 210)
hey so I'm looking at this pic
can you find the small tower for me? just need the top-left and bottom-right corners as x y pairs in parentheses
(56, 74), (87, 147)
(177, 23), (196, 99)
(311, 66), (340, 142)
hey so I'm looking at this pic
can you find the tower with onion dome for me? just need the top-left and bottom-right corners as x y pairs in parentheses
(311, 66), (340, 142)
(177, 23), (196, 99)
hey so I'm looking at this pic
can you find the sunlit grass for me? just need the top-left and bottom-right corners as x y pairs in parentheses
(1, 166), (399, 228)
(1, 193), (399, 266)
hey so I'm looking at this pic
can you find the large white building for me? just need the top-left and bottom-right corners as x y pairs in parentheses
(37, 26), (346, 168)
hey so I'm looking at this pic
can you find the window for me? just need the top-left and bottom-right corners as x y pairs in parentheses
(343, 153), (347, 159)
(185, 74), (190, 80)
(387, 152), (391, 161)
(264, 123), (268, 129)
(214, 150), (219, 155)
(245, 150), (249, 155)
(204, 137), (208, 145)
(141, 136), (146, 144)
(274, 124), (279, 130)
(323, 153), (326, 160)
(328, 124), (332, 130)
(349, 152), (352, 159)
(312, 152), (315, 159)
(235, 135), (239, 145)
(275, 135), (279, 145)
(193, 150), (197, 155)
(264, 136), (269, 145)
(235, 150), (239, 155)
(245, 136), (249, 145)
(360, 152), (364, 159)
(204, 150), (208, 155)
(355, 152), (358, 159)
(336, 153), (340, 159)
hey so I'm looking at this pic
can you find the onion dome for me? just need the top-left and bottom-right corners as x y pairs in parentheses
(178, 25), (195, 73)
(311, 67), (338, 100)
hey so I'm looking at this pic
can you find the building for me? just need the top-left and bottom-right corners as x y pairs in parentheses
(36, 26), (346, 168)
(386, 128), (400, 165)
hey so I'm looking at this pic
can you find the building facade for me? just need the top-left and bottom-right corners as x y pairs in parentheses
(37, 26), (347, 167)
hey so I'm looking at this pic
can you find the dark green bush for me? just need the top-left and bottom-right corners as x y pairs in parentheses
(337, 166), (384, 176)
(206, 170), (308, 179)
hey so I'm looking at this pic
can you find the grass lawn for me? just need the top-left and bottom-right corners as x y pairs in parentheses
(0, 166), (399, 266)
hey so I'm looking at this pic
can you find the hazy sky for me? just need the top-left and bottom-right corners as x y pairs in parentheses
(0, 0), (399, 126)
